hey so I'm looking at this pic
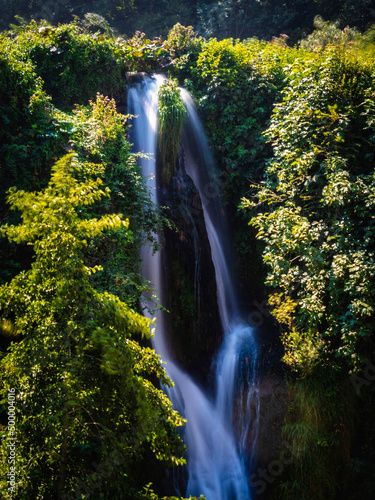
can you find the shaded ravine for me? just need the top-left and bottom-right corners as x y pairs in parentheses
(128, 75), (260, 500)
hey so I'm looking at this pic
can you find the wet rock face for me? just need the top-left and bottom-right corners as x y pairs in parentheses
(251, 325), (289, 498)
(236, 374), (288, 500)
(158, 151), (223, 384)
(254, 375), (288, 463)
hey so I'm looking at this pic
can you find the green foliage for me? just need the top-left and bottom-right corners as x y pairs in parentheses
(267, 292), (320, 376)
(117, 29), (168, 73)
(165, 23), (203, 58)
(0, 154), (186, 499)
(1, 18), (167, 113)
(273, 374), (355, 500)
(0, 17), (163, 219)
(0, 19), (163, 297)
(179, 37), (297, 203)
(300, 16), (360, 51)
(63, 93), (161, 307)
(0, 32), (58, 198)
(238, 40), (375, 499)
(158, 79), (186, 184)
(12, 20), (128, 110)
(244, 46), (375, 374)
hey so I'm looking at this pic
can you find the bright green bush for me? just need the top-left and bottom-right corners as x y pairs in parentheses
(245, 47), (375, 374)
(0, 153), (186, 499)
(58, 94), (163, 308)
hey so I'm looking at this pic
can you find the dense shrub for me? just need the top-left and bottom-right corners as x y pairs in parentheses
(241, 44), (375, 499)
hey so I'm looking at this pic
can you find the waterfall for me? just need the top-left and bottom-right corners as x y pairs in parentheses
(127, 74), (168, 356)
(181, 91), (260, 475)
(127, 75), (259, 500)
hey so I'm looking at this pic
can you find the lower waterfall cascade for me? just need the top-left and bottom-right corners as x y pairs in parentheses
(127, 74), (260, 500)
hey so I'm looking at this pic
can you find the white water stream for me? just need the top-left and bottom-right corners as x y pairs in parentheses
(127, 75), (259, 500)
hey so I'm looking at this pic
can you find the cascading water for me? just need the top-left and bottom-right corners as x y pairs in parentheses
(181, 91), (260, 476)
(127, 74), (168, 355)
(127, 75), (259, 500)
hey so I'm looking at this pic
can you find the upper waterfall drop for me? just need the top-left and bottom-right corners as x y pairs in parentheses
(127, 74), (169, 357)
(179, 88), (241, 335)
(180, 86), (260, 489)
(127, 74), (259, 500)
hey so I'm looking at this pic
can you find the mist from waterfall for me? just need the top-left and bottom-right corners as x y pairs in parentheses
(127, 75), (259, 500)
